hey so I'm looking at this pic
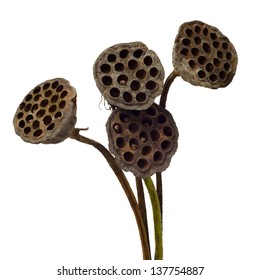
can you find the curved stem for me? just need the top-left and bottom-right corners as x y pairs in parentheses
(70, 128), (151, 260)
(143, 177), (163, 260)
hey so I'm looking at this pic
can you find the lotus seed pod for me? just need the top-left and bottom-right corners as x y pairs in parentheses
(93, 42), (165, 110)
(13, 78), (77, 144)
(106, 103), (178, 178)
(173, 20), (238, 89)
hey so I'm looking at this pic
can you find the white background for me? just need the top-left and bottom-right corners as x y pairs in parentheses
(0, 0), (259, 279)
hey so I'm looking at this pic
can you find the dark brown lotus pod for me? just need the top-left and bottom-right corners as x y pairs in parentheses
(93, 42), (165, 110)
(106, 103), (178, 178)
(13, 78), (77, 144)
(173, 20), (238, 89)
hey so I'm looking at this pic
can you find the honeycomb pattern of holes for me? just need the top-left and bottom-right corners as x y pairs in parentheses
(25, 94), (32, 102)
(119, 49), (129, 58)
(142, 117), (153, 127)
(116, 137), (126, 148)
(161, 139), (172, 152)
(123, 91), (133, 103)
(194, 36), (201, 44)
(198, 56), (206, 65)
(224, 62), (230, 71)
(16, 112), (24, 119)
(115, 62), (124, 72)
(117, 74), (128, 85)
(153, 151), (164, 163)
(51, 80), (59, 89)
(107, 53), (116, 62)
(163, 126), (173, 137)
(206, 63), (214, 72)
(49, 105), (57, 113)
(31, 104), (39, 113)
(182, 38), (191, 46)
(43, 82), (50, 90)
(150, 67), (159, 77)
(128, 123), (139, 134)
(191, 47), (199, 56)
(44, 90), (52, 98)
(51, 94), (59, 103)
(146, 80), (157, 90)
(18, 120), (25, 128)
(209, 74), (217, 83)
(203, 27), (208, 36)
(157, 114), (167, 124)
(226, 52), (232, 60)
(59, 100), (66, 109)
(60, 91), (68, 99)
(113, 123), (123, 133)
(33, 86), (41, 94)
(136, 92), (147, 103)
(129, 138), (139, 150)
(137, 158), (149, 170)
(203, 42), (211, 53)
(219, 71), (226, 80)
(36, 109), (45, 118)
(24, 126), (31, 135)
(119, 112), (130, 122)
(34, 94), (42, 101)
(180, 48), (189, 56)
(195, 25), (201, 34)
(102, 75), (113, 86)
(222, 42), (229, 50)
(56, 85), (64, 93)
(189, 59), (196, 69)
(144, 56), (153, 66)
(136, 69), (146, 79)
(151, 129), (160, 142)
(128, 59), (138, 70)
(54, 111), (62, 119)
(100, 63), (111, 73)
(32, 120), (40, 130)
(146, 106), (156, 116)
(131, 110), (141, 117)
(33, 129), (42, 137)
(123, 151), (135, 162)
(217, 51), (224, 59)
(40, 99), (49, 108)
(26, 114), (33, 123)
(133, 49), (144, 58)
(197, 70), (206, 79)
(130, 80), (140, 91)
(43, 115), (52, 125)
(213, 58), (221, 67)
(213, 41), (220, 48)
(185, 28), (193, 37)
(47, 123), (55, 131)
(19, 102), (26, 110)
(110, 87), (120, 98)
(139, 131), (148, 142)
(142, 145), (152, 156)
(24, 103), (32, 112)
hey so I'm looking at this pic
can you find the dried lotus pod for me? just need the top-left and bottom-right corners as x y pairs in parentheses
(93, 42), (165, 110)
(173, 20), (238, 89)
(106, 103), (178, 178)
(13, 78), (77, 144)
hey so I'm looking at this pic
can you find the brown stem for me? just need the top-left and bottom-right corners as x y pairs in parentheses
(70, 128), (151, 260)
(156, 172), (163, 223)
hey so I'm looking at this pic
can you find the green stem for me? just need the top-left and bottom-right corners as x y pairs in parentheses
(143, 177), (163, 260)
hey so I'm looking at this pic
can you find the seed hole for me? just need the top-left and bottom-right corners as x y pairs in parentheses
(52, 81), (59, 89)
(17, 112), (24, 119)
(146, 106), (156, 116)
(26, 115), (33, 123)
(161, 140), (172, 151)
(119, 113), (130, 123)
(198, 70), (206, 79)
(206, 63), (214, 72)
(219, 71), (226, 80)
(198, 56), (206, 65)
(24, 103), (32, 112)
(123, 151), (134, 162)
(180, 48), (189, 56)
(36, 109), (45, 118)
(19, 102), (26, 110)
(142, 117), (152, 127)
(54, 112), (62, 118)
(130, 80), (140, 91)
(110, 87), (120, 98)
(194, 37), (201, 44)
(123, 91), (133, 103)
(24, 127), (31, 134)
(191, 48), (199, 56)
(119, 49), (129, 58)
(25, 94), (32, 102)
(33, 86), (41, 94)
(153, 151), (164, 163)
(34, 94), (41, 101)
(56, 85), (64, 93)
(222, 42), (229, 50)
(203, 42), (211, 53)
(47, 123), (55, 131)
(115, 63), (124, 71)
(128, 59), (138, 70)
(116, 137), (126, 148)
(226, 52), (232, 60)
(45, 90), (52, 97)
(163, 126), (173, 137)
(128, 123), (139, 133)
(217, 51), (223, 59)
(139, 131), (148, 142)
(185, 28), (193, 36)
(144, 56), (153, 66)
(195, 25), (201, 33)
(40, 99), (49, 108)
(31, 104), (38, 113)
(43, 115), (52, 125)
(100, 63), (111, 73)
(136, 92), (146, 102)
(136, 69), (146, 79)
(182, 38), (191, 46)
(146, 80), (156, 90)
(210, 33), (217, 40)
(158, 114), (167, 124)
(203, 27), (208, 36)
(107, 54), (116, 62)
(59, 101), (66, 109)
(43, 83), (50, 90)
(133, 49), (144, 58)
(49, 105), (57, 113)
(33, 129), (42, 137)
(189, 60), (196, 68)
(19, 120), (25, 128)
(150, 67), (159, 77)
(137, 158), (149, 169)
(117, 75), (128, 85)
(60, 91), (68, 99)
(213, 58), (221, 67)
(102, 76), (113, 86)
(32, 120), (40, 129)
(151, 129), (160, 142)
(213, 41), (220, 48)
(131, 110), (141, 117)
(209, 74), (217, 82)
(113, 123), (122, 133)
(224, 63), (230, 71)
(142, 146), (152, 155)
(129, 138), (138, 150)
